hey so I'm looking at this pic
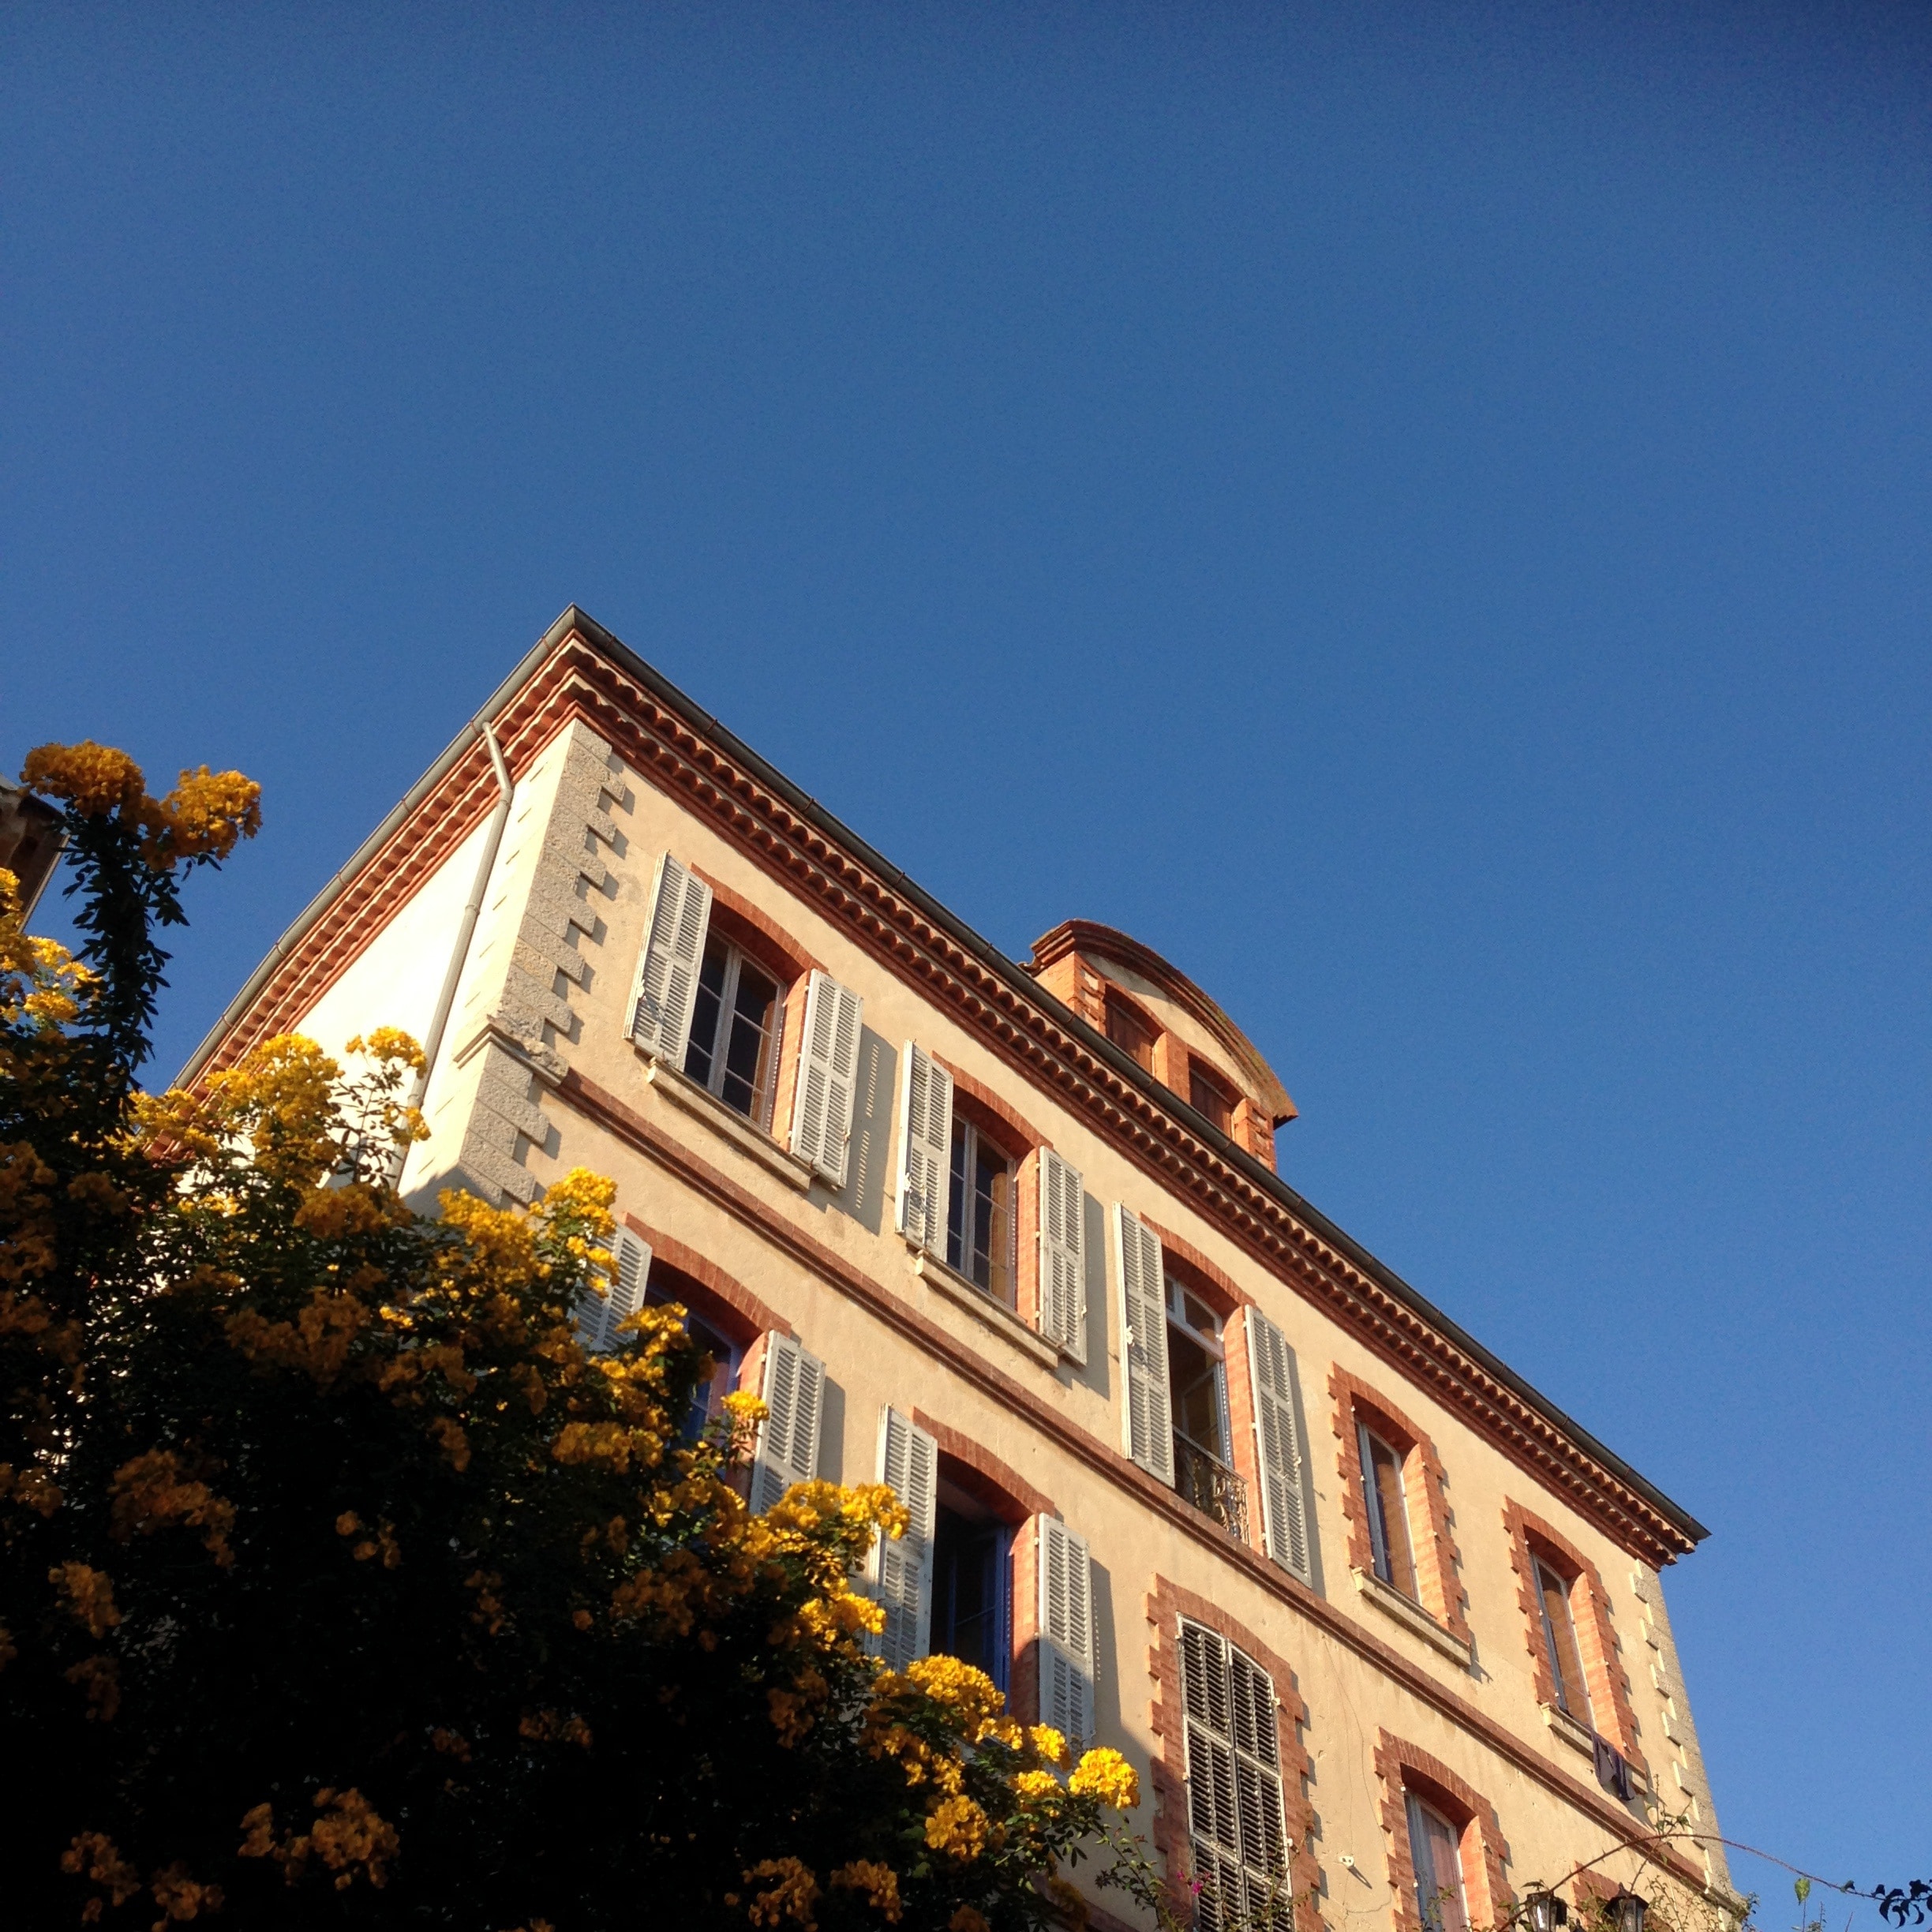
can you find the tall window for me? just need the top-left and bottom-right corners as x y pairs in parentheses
(1405, 1792), (1469, 1932)
(1180, 1619), (1291, 1932)
(946, 1117), (1017, 1307)
(1105, 991), (1156, 1072)
(683, 935), (782, 1125)
(1168, 1279), (1245, 1538)
(1358, 1421), (1418, 1598)
(643, 1269), (748, 1441)
(1534, 1557), (1588, 1720)
(930, 1482), (1012, 1689)
(1189, 1061), (1237, 1136)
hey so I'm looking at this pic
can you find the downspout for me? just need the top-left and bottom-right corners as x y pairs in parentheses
(403, 723), (515, 1170)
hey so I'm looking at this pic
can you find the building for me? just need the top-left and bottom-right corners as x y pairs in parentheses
(182, 608), (1737, 1932)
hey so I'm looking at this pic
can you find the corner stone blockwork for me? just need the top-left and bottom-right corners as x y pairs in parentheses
(447, 721), (629, 1205)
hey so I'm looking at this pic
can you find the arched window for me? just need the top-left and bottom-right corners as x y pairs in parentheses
(1404, 1791), (1470, 1932)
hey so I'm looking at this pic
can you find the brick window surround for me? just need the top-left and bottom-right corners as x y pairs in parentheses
(1330, 1368), (1470, 1646)
(1145, 1576), (1323, 1932)
(622, 1215), (792, 1342)
(1501, 1501), (1646, 1772)
(1372, 1732), (1513, 1932)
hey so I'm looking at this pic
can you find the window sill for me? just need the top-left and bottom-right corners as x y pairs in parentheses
(911, 1247), (1061, 1369)
(640, 1052), (814, 1194)
(1542, 1705), (1649, 1795)
(1351, 1568), (1473, 1669)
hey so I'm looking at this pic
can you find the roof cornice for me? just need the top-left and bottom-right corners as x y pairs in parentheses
(182, 605), (1707, 1567)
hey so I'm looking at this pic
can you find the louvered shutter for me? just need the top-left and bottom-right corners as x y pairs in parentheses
(1111, 1204), (1174, 1483)
(574, 1226), (651, 1353)
(893, 1043), (953, 1254)
(627, 854), (713, 1064)
(1180, 1619), (1290, 1932)
(1035, 1516), (1095, 1751)
(1244, 1308), (1314, 1584)
(789, 970), (865, 1186)
(750, 1332), (826, 1514)
(1036, 1148), (1087, 1363)
(869, 1407), (938, 1669)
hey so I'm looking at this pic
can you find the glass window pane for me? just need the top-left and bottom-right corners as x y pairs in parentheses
(945, 1118), (968, 1275)
(683, 935), (729, 1085)
(1537, 1561), (1589, 1720)
(718, 956), (777, 1119)
(1364, 1431), (1417, 1599)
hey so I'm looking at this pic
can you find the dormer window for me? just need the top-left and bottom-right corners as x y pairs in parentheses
(1189, 1060), (1237, 1136)
(1105, 990), (1157, 1072)
(684, 935), (782, 1126)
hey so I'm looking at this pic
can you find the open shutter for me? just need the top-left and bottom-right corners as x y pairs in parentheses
(627, 854), (713, 1065)
(1244, 1308), (1314, 1585)
(1112, 1204), (1174, 1484)
(1036, 1516), (1096, 1750)
(870, 1407), (938, 1669)
(750, 1332), (826, 1514)
(789, 970), (865, 1186)
(894, 1043), (953, 1254)
(1036, 1148), (1088, 1362)
(575, 1225), (651, 1353)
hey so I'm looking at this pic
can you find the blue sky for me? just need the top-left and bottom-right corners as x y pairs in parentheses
(6, 0), (1927, 1906)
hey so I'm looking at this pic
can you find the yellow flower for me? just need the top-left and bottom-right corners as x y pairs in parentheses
(1013, 1769), (1062, 1806)
(830, 1860), (903, 1921)
(741, 1856), (819, 1927)
(949, 1910), (990, 1932)
(1028, 1724), (1069, 1768)
(924, 1793), (990, 1862)
(1068, 1746), (1140, 1810)
(23, 741), (148, 818)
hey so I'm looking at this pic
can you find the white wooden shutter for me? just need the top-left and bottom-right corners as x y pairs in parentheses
(627, 854), (713, 1064)
(789, 970), (865, 1186)
(574, 1225), (651, 1353)
(1112, 1204), (1174, 1484)
(893, 1043), (953, 1254)
(1035, 1148), (1088, 1362)
(1243, 1308), (1314, 1585)
(750, 1332), (826, 1514)
(1036, 1515), (1096, 1750)
(869, 1407), (938, 1670)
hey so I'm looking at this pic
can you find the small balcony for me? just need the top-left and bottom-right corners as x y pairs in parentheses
(1174, 1434), (1249, 1544)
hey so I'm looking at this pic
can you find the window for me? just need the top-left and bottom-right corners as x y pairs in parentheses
(930, 1479), (1012, 1690)
(946, 1116), (1017, 1307)
(1180, 1619), (1291, 1932)
(1167, 1279), (1245, 1540)
(1189, 1061), (1237, 1136)
(1405, 1792), (1470, 1932)
(683, 934), (782, 1125)
(1534, 1557), (1589, 1721)
(646, 1286), (742, 1440)
(1105, 990), (1156, 1071)
(1358, 1422), (1418, 1599)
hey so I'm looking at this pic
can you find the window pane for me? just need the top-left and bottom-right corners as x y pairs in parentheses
(1364, 1431), (1418, 1599)
(931, 1507), (1008, 1687)
(1106, 994), (1155, 1071)
(1170, 1324), (1230, 1462)
(1409, 1799), (1468, 1932)
(718, 956), (778, 1120)
(945, 1118), (968, 1275)
(683, 934), (730, 1085)
(1537, 1561), (1589, 1720)
(975, 1138), (1015, 1307)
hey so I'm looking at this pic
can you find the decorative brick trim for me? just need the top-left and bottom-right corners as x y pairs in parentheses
(1502, 1501), (1645, 1771)
(1331, 1368), (1471, 1646)
(689, 863), (822, 984)
(1571, 1867), (1620, 1917)
(934, 1053), (1046, 1155)
(1372, 1731), (1512, 1932)
(1146, 1576), (1323, 1932)
(1009, 1516), (1043, 1726)
(1144, 1215), (1253, 1312)
(189, 622), (1698, 1568)
(911, 1410), (1056, 1522)
(622, 1214), (792, 1342)
(550, 1062), (1709, 1895)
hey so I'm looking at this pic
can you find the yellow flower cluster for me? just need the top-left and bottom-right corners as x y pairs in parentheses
(923, 1793), (990, 1863)
(108, 1447), (236, 1566)
(739, 1856), (820, 1927)
(60, 1831), (141, 1916)
(1068, 1746), (1140, 1811)
(20, 743), (262, 871)
(49, 1560), (121, 1638)
(23, 742), (148, 818)
(830, 1859), (903, 1922)
(64, 1653), (122, 1722)
(156, 764), (263, 863)
(238, 1787), (399, 1892)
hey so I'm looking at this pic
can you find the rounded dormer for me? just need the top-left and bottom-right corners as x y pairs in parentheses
(1026, 919), (1295, 1170)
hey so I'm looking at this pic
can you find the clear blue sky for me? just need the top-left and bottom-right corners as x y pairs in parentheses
(6, 1), (1926, 1908)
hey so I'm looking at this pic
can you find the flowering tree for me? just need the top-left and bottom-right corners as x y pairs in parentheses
(1, 744), (1144, 1931)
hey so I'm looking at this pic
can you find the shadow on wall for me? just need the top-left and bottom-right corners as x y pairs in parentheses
(833, 1029), (896, 1237)
(817, 1375), (846, 1485)
(1089, 1555), (1119, 1745)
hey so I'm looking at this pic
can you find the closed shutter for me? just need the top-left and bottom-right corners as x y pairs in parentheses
(1036, 1148), (1087, 1363)
(869, 1407), (938, 1670)
(789, 970), (865, 1186)
(750, 1332), (826, 1514)
(893, 1043), (954, 1255)
(575, 1225), (651, 1354)
(627, 854), (713, 1064)
(1180, 1619), (1290, 1932)
(1035, 1515), (1095, 1751)
(1243, 1308), (1314, 1585)
(1111, 1204), (1174, 1484)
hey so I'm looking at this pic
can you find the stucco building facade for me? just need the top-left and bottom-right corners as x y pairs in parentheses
(185, 609), (1736, 1932)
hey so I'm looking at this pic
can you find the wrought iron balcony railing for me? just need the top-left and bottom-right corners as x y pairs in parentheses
(1174, 1434), (1249, 1544)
